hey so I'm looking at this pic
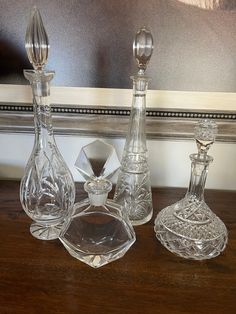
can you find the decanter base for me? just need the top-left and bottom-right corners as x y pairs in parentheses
(60, 210), (136, 268)
(30, 222), (63, 240)
(130, 210), (153, 226)
(114, 170), (153, 226)
(155, 229), (227, 260)
(61, 242), (133, 268)
(154, 209), (228, 260)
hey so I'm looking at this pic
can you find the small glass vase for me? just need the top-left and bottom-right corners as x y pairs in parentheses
(20, 70), (75, 240)
(114, 27), (153, 226)
(154, 119), (228, 260)
(60, 140), (136, 268)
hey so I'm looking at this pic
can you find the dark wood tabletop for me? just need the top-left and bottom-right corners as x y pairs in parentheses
(0, 180), (235, 314)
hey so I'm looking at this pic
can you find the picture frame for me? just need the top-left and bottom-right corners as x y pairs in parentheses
(0, 84), (235, 142)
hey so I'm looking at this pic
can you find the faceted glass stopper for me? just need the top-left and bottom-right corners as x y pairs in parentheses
(25, 7), (49, 71)
(75, 139), (121, 180)
(133, 26), (154, 74)
(194, 119), (218, 155)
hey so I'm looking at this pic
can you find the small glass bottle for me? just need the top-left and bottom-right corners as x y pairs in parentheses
(154, 119), (228, 260)
(20, 8), (75, 240)
(114, 27), (153, 226)
(60, 140), (136, 268)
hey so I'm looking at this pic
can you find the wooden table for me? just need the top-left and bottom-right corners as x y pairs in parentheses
(0, 180), (235, 314)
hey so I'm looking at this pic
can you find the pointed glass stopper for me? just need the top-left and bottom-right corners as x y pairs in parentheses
(133, 26), (154, 75)
(194, 119), (218, 156)
(25, 7), (49, 71)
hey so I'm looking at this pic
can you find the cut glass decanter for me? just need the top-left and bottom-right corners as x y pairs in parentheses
(114, 27), (153, 226)
(154, 119), (228, 260)
(60, 140), (136, 268)
(20, 8), (75, 240)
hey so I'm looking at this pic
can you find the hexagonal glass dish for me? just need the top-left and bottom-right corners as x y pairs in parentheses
(59, 140), (136, 268)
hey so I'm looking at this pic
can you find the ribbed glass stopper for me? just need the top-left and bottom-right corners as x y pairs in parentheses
(25, 7), (49, 71)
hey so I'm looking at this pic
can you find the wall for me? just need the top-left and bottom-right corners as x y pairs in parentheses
(0, 133), (235, 190)
(1, 0), (236, 92)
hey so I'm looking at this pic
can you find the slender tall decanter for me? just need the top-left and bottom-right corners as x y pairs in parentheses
(60, 140), (136, 268)
(20, 8), (75, 240)
(114, 27), (153, 225)
(154, 119), (228, 260)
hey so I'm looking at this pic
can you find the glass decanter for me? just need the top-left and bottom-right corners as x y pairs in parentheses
(114, 27), (153, 226)
(20, 8), (75, 240)
(154, 119), (228, 260)
(60, 140), (136, 268)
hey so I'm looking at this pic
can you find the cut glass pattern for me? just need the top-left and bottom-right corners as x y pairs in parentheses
(20, 8), (75, 240)
(114, 27), (153, 226)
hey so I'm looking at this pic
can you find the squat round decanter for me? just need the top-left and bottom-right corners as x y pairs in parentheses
(20, 8), (75, 240)
(60, 140), (136, 268)
(154, 119), (228, 260)
(114, 27), (153, 226)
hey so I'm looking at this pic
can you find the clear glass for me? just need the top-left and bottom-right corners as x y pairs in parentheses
(20, 8), (75, 240)
(133, 26), (154, 75)
(154, 119), (228, 260)
(60, 140), (136, 268)
(25, 7), (49, 71)
(20, 71), (75, 240)
(114, 27), (153, 226)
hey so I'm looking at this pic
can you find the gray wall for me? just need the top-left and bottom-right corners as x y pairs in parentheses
(0, 0), (236, 91)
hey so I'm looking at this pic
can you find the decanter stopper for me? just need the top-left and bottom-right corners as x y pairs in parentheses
(25, 6), (49, 71)
(75, 139), (120, 181)
(74, 139), (121, 206)
(60, 140), (136, 268)
(194, 119), (218, 157)
(133, 26), (154, 75)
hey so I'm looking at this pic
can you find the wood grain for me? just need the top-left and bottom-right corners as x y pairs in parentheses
(0, 181), (235, 314)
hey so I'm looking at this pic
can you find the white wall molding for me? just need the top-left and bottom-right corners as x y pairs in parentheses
(1, 84), (236, 110)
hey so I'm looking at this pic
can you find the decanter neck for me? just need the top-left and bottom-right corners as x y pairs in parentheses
(123, 75), (149, 155)
(84, 179), (112, 206)
(24, 70), (54, 97)
(24, 70), (55, 148)
(186, 153), (213, 201)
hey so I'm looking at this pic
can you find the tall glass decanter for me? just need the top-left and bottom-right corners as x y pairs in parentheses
(114, 27), (153, 226)
(20, 8), (75, 240)
(154, 119), (228, 260)
(60, 140), (136, 268)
